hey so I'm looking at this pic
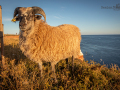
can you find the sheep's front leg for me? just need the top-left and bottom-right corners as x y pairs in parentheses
(72, 56), (74, 72)
(51, 62), (57, 83)
(38, 62), (43, 77)
(66, 58), (69, 69)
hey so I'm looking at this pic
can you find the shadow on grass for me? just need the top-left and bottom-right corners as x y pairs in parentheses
(3, 44), (26, 65)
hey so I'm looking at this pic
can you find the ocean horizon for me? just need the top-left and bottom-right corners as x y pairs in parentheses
(81, 35), (120, 68)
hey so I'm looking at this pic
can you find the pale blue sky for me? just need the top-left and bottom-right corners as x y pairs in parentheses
(0, 0), (120, 35)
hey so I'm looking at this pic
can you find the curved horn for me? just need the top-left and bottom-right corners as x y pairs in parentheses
(32, 7), (46, 21)
(13, 7), (21, 17)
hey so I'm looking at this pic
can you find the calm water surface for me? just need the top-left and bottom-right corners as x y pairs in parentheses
(81, 35), (120, 68)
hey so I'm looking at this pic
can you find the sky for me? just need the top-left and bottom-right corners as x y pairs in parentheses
(0, 0), (120, 35)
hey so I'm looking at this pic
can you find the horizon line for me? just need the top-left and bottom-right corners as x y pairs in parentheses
(4, 34), (120, 36)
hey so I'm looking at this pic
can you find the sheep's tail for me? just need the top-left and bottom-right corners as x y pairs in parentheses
(75, 50), (84, 61)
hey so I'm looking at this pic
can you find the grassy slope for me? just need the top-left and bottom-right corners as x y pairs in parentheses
(0, 37), (120, 90)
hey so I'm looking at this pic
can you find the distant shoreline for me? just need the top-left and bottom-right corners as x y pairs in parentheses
(4, 34), (19, 36)
(4, 34), (120, 36)
(4, 34), (19, 38)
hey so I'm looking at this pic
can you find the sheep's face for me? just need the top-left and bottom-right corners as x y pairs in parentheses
(13, 7), (42, 31)
(19, 13), (34, 31)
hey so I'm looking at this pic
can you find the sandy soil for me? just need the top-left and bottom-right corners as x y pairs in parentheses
(4, 35), (19, 39)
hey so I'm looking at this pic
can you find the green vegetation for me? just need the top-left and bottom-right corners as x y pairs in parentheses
(0, 38), (120, 90)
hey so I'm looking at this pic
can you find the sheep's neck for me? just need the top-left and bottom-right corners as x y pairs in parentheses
(19, 26), (34, 39)
(20, 30), (30, 38)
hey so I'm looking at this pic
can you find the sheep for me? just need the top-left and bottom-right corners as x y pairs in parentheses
(12, 6), (84, 82)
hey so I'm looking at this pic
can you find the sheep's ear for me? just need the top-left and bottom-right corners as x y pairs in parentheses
(35, 15), (42, 20)
(16, 16), (20, 21)
(11, 16), (19, 22)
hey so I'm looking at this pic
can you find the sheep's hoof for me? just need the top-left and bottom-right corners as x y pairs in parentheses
(54, 78), (58, 83)
(55, 79), (58, 83)
(51, 78), (58, 83)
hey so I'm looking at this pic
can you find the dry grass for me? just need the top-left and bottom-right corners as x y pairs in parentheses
(0, 36), (120, 90)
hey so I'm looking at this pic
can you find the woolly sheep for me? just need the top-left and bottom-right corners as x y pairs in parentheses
(12, 6), (84, 82)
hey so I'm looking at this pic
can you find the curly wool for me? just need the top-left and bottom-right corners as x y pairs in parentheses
(19, 20), (81, 64)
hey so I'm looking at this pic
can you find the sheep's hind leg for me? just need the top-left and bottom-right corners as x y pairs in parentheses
(51, 62), (57, 83)
(38, 62), (43, 77)
(72, 56), (74, 73)
(66, 58), (69, 69)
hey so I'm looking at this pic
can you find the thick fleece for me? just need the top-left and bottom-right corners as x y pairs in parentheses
(19, 20), (81, 65)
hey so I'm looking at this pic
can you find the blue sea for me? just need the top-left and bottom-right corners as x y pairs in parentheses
(81, 35), (120, 68)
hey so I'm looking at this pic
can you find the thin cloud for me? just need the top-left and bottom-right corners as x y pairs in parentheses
(61, 6), (66, 11)
(54, 14), (65, 19)
(54, 16), (61, 19)
(61, 6), (65, 8)
(58, 14), (64, 18)
(3, 18), (12, 21)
